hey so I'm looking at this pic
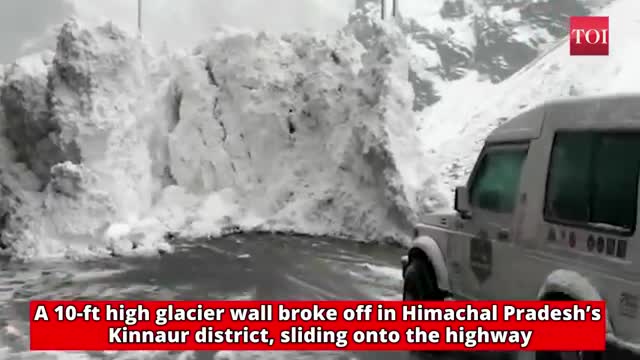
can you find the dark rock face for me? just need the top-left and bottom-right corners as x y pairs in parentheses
(351, 0), (598, 110)
(473, 11), (539, 83)
(470, 0), (589, 83)
(440, 0), (473, 18)
(472, 0), (590, 82)
(520, 0), (590, 36)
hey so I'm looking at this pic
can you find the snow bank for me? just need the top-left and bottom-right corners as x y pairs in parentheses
(0, 12), (445, 260)
(423, 0), (640, 201)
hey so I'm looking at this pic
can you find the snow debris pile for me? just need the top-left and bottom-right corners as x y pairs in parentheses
(426, 0), (640, 194)
(0, 12), (445, 259)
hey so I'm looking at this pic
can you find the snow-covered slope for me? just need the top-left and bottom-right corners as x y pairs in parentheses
(0, 11), (445, 260)
(424, 0), (640, 197)
(394, 0), (609, 111)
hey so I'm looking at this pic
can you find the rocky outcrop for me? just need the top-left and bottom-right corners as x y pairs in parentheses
(440, 0), (474, 18)
(520, 0), (590, 36)
(473, 0), (590, 82)
(381, 0), (601, 110)
(473, 10), (539, 83)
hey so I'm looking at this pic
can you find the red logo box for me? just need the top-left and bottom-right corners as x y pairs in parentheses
(569, 16), (609, 56)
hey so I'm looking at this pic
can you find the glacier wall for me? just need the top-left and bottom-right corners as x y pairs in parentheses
(0, 10), (446, 259)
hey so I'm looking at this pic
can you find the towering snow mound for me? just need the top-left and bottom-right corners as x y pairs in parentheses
(0, 15), (445, 259)
(425, 0), (640, 197)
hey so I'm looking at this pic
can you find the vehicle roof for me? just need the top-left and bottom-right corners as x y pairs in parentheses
(487, 93), (640, 143)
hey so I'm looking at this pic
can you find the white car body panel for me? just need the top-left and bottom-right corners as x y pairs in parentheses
(403, 94), (640, 351)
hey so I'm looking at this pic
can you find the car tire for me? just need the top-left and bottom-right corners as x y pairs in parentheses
(402, 257), (443, 301)
(535, 294), (604, 360)
(535, 351), (603, 360)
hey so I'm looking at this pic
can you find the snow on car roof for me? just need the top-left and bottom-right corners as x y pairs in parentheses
(488, 93), (640, 143)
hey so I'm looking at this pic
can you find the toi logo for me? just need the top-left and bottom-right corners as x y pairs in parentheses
(569, 16), (609, 56)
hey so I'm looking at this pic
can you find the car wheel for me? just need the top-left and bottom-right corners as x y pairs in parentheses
(535, 294), (604, 360)
(402, 257), (443, 301)
(535, 351), (602, 360)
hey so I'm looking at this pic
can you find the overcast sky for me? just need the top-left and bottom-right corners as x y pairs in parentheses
(0, 0), (357, 64)
(0, 0), (71, 63)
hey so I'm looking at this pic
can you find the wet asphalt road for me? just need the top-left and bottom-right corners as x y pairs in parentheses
(0, 233), (590, 360)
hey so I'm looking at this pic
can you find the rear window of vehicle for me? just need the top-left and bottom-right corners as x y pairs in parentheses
(544, 131), (640, 235)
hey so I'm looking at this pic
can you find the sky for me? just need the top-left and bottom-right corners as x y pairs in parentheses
(0, 0), (359, 64)
(0, 0), (71, 63)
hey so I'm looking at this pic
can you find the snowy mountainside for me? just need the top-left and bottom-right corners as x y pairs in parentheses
(425, 0), (640, 195)
(0, 14), (445, 259)
(374, 0), (611, 110)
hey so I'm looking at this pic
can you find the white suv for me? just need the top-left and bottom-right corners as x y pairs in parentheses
(401, 94), (640, 360)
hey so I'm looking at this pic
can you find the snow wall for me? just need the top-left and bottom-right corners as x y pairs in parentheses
(0, 8), (447, 260)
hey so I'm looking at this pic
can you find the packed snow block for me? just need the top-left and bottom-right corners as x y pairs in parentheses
(0, 19), (170, 259)
(47, 19), (157, 217)
(48, 161), (88, 198)
(355, 0), (376, 10)
(0, 52), (76, 187)
(0, 179), (20, 249)
(0, 163), (41, 256)
(0, 12), (450, 258)
(42, 162), (117, 235)
(164, 15), (438, 243)
(350, 18), (443, 231)
(347, 6), (387, 50)
(48, 19), (149, 154)
(350, 9), (444, 111)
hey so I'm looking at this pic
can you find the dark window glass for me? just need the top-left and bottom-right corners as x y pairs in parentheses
(545, 132), (593, 223)
(545, 131), (640, 233)
(469, 147), (528, 213)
